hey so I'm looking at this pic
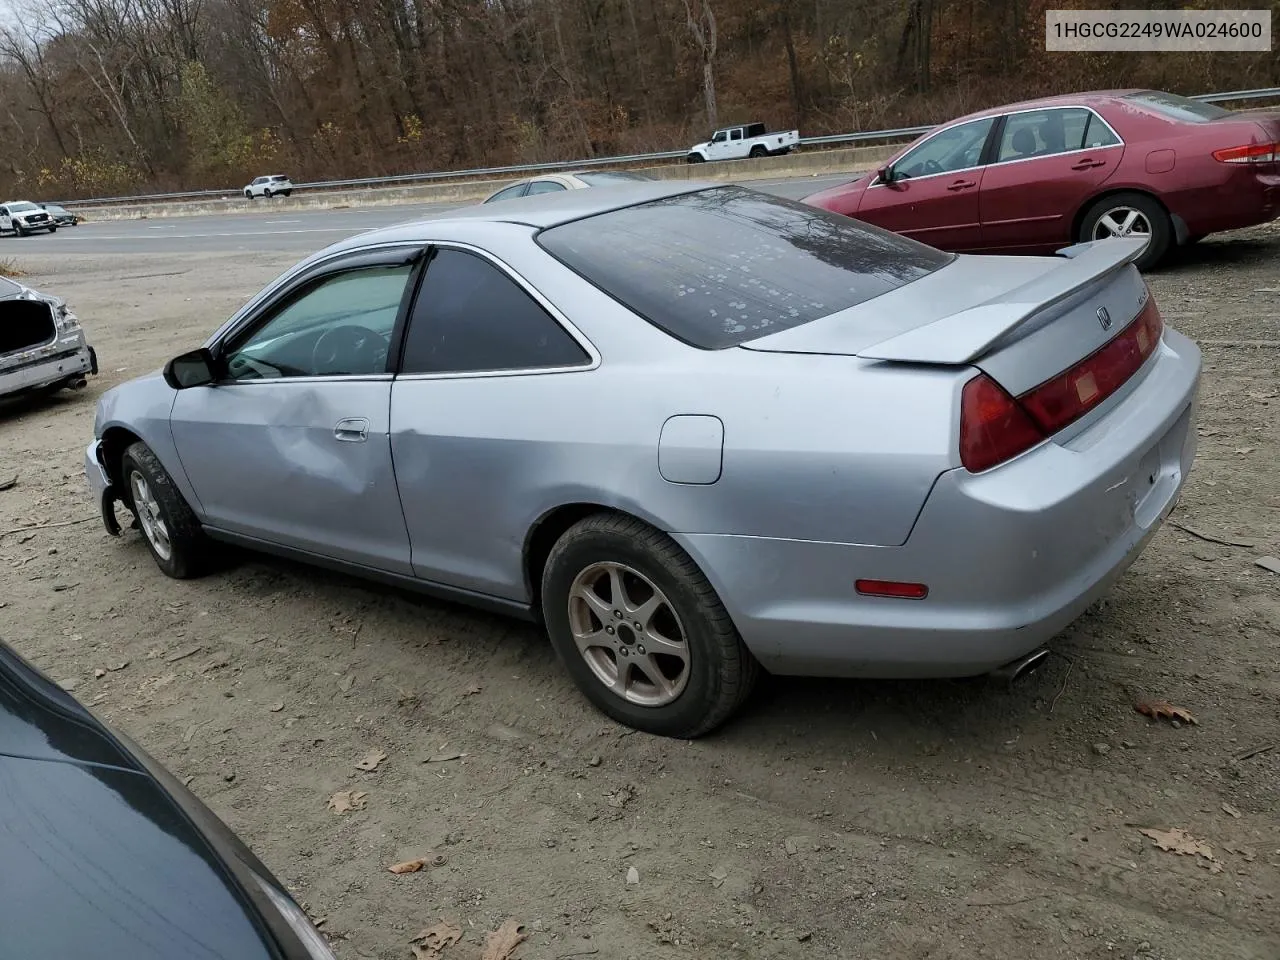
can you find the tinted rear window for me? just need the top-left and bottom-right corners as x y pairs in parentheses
(576, 172), (653, 185)
(1123, 91), (1230, 123)
(536, 186), (952, 349)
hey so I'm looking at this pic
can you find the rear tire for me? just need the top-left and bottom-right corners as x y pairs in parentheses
(282, 190), (292, 197)
(749, 145), (768, 158)
(1078, 191), (1172, 271)
(541, 512), (759, 738)
(121, 441), (212, 580)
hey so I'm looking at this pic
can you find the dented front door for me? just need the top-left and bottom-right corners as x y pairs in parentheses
(169, 378), (411, 573)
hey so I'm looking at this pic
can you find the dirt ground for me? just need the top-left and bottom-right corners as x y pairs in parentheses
(2, 231), (1278, 960)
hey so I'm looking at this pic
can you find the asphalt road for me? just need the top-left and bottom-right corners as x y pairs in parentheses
(12, 174), (853, 256)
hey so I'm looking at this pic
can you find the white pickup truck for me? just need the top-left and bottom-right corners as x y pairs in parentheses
(686, 123), (800, 163)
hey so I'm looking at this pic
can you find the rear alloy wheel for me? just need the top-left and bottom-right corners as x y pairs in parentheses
(1079, 192), (1171, 271)
(542, 513), (759, 738)
(121, 441), (212, 579)
(749, 145), (768, 158)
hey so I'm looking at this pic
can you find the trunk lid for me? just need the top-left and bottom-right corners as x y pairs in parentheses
(740, 238), (1149, 396)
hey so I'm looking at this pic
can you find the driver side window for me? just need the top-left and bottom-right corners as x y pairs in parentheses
(893, 117), (995, 180)
(223, 263), (413, 381)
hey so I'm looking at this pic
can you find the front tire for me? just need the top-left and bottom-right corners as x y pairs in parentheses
(686, 153), (705, 164)
(121, 441), (211, 579)
(1078, 191), (1172, 271)
(48, 225), (56, 233)
(541, 513), (759, 738)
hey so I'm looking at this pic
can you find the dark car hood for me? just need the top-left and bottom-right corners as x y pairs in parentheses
(0, 646), (279, 960)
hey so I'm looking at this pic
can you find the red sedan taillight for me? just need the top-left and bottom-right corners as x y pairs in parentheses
(1212, 142), (1279, 164)
(959, 296), (1165, 473)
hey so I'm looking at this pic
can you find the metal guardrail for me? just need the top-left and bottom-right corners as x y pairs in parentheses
(58, 85), (1280, 208)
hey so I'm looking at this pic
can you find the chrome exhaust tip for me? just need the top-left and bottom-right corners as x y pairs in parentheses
(69, 377), (88, 390)
(989, 647), (1051, 688)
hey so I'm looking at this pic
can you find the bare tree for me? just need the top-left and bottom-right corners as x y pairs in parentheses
(682, 0), (717, 128)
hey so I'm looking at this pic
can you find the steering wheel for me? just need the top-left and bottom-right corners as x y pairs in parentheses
(311, 325), (386, 376)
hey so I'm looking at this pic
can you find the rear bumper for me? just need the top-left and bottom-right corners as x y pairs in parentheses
(1167, 169), (1280, 236)
(0, 344), (94, 396)
(676, 328), (1202, 678)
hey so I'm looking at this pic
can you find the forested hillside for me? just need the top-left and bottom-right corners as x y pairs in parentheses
(1, 0), (1277, 198)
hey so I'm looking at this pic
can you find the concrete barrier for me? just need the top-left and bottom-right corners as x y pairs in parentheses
(74, 144), (898, 222)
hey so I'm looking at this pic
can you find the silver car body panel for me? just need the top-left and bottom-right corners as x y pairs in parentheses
(87, 182), (1201, 677)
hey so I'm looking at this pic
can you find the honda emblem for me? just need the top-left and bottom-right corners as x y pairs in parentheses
(1096, 306), (1112, 331)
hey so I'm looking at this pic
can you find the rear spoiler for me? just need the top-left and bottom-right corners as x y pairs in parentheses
(855, 238), (1146, 365)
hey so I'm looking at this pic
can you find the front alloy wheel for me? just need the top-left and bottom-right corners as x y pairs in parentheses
(129, 471), (172, 562)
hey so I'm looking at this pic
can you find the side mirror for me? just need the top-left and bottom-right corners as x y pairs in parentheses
(877, 165), (895, 185)
(163, 347), (218, 390)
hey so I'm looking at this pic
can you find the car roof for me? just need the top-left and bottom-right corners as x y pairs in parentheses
(319, 181), (713, 260)
(945, 89), (1146, 125)
(383, 180), (708, 232)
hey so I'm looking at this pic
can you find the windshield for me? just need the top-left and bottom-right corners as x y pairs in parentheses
(537, 186), (952, 349)
(1123, 91), (1230, 123)
(7, 202), (38, 213)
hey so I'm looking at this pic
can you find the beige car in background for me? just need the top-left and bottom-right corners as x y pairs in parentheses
(482, 170), (654, 203)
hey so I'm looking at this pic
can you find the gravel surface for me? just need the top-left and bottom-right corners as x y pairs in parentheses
(2, 230), (1278, 960)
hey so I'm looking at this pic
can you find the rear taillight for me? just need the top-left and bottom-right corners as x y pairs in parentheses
(1212, 141), (1278, 164)
(959, 294), (1165, 473)
(959, 374), (1046, 473)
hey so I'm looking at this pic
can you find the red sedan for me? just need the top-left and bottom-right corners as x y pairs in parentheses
(803, 89), (1280, 269)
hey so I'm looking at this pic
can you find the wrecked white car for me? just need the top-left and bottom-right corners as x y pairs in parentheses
(0, 275), (97, 399)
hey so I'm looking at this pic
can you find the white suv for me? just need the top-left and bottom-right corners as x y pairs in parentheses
(243, 175), (294, 199)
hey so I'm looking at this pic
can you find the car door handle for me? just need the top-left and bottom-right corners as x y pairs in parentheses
(945, 179), (977, 191)
(333, 418), (370, 442)
(1071, 158), (1106, 170)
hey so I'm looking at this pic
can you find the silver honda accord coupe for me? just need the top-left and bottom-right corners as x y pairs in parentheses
(85, 182), (1201, 737)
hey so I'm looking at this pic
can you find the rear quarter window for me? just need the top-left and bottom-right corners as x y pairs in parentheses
(536, 186), (952, 349)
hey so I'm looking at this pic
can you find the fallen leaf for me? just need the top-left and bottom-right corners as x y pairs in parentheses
(463, 684), (482, 697)
(1235, 446), (1256, 455)
(1139, 827), (1220, 870)
(338, 672), (356, 691)
(481, 918), (528, 960)
(389, 858), (427, 874)
(164, 643), (202, 663)
(625, 865), (640, 885)
(327, 789), (368, 813)
(1221, 802), (1241, 819)
(1135, 700), (1198, 725)
(355, 748), (388, 771)
(269, 702), (284, 712)
(410, 920), (463, 960)
(107, 661), (129, 672)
